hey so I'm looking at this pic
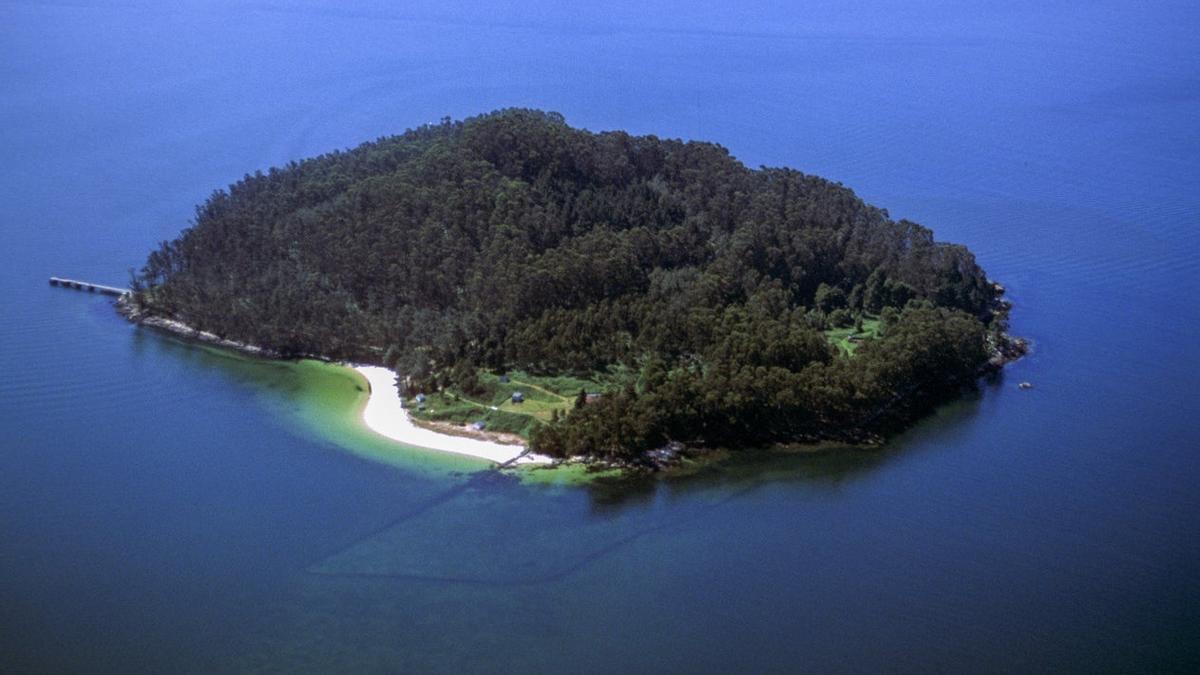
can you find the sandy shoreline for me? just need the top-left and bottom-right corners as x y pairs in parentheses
(353, 366), (552, 465)
(121, 303), (552, 466)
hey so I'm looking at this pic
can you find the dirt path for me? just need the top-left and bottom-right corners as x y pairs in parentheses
(509, 378), (571, 401)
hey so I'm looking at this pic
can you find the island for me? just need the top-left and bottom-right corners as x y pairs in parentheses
(122, 109), (1024, 468)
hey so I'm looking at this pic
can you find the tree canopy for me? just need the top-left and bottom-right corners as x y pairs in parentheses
(134, 109), (1005, 462)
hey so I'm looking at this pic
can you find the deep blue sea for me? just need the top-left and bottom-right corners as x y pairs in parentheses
(2, 1), (1198, 671)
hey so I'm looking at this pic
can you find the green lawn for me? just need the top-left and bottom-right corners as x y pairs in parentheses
(824, 316), (882, 355)
(412, 324), (877, 439)
(407, 369), (610, 439)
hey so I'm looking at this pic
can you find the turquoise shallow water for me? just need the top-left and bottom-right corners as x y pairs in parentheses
(2, 1), (1199, 671)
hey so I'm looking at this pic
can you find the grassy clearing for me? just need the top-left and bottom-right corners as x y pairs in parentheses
(824, 316), (882, 355)
(408, 369), (610, 439)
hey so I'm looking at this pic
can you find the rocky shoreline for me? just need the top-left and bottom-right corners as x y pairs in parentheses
(118, 298), (284, 359)
(982, 281), (1029, 371)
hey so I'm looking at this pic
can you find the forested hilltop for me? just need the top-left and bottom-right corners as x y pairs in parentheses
(131, 109), (1019, 463)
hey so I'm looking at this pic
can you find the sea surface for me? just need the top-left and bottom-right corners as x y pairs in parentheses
(2, 1), (1198, 671)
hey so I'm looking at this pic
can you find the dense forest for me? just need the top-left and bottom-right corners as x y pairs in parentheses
(131, 109), (1016, 463)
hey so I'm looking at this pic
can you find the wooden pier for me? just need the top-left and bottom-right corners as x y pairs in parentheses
(49, 276), (129, 297)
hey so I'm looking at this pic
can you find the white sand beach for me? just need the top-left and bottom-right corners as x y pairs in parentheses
(353, 365), (552, 465)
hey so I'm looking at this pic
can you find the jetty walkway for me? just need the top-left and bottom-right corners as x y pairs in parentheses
(49, 277), (129, 297)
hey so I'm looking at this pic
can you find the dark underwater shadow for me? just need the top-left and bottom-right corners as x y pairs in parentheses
(295, 384), (995, 587)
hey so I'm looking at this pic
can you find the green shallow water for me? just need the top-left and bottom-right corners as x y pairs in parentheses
(219, 350), (619, 485)
(232, 354), (495, 476)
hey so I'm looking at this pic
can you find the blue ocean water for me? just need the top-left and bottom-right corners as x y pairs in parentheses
(1, 1), (1198, 671)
